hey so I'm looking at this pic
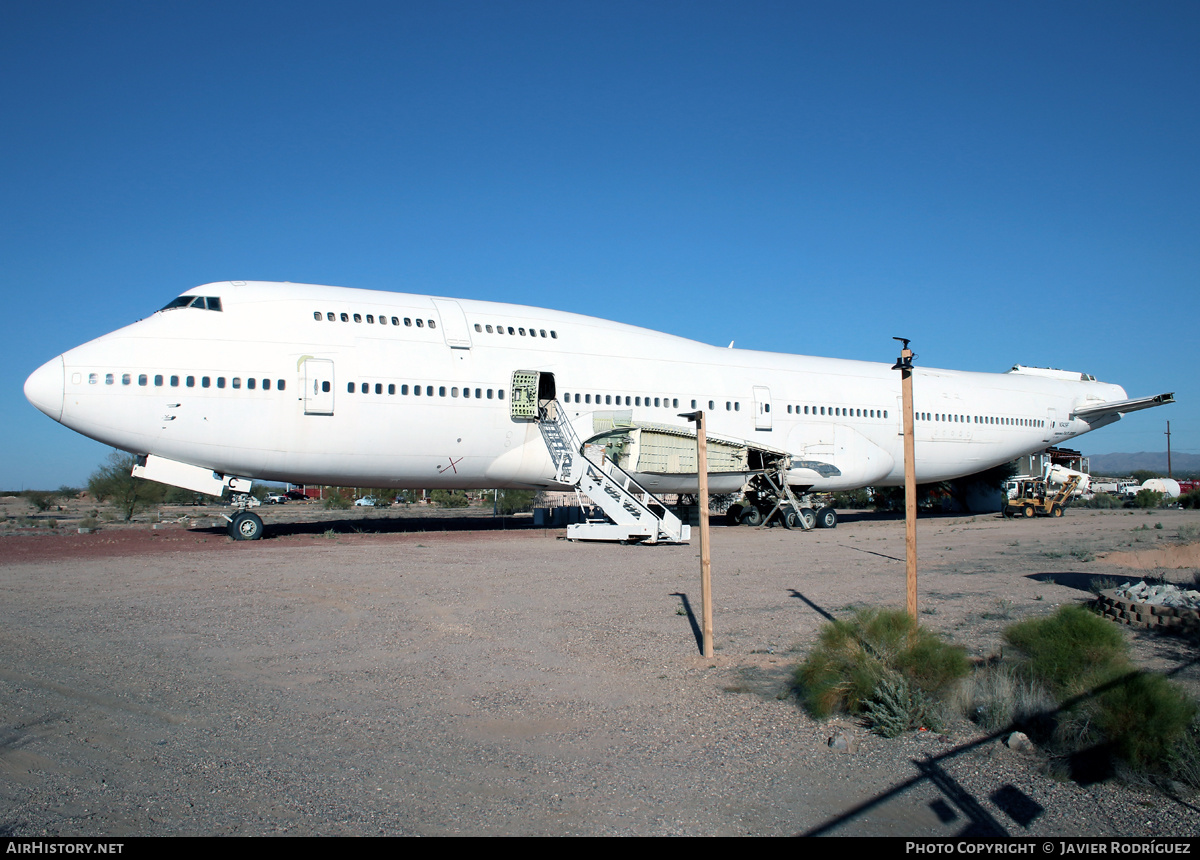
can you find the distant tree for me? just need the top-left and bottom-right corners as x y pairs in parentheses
(496, 489), (535, 514)
(22, 490), (59, 512)
(86, 451), (167, 520)
(430, 489), (470, 508)
(1134, 489), (1164, 509)
(1131, 470), (1164, 484)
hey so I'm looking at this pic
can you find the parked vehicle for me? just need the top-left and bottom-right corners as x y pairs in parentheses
(354, 497), (377, 506)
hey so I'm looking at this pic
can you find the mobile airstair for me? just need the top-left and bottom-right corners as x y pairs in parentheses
(536, 398), (690, 544)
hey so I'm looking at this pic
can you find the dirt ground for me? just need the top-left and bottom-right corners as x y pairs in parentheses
(2, 501), (1199, 836)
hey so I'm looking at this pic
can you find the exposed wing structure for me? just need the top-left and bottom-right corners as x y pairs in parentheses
(1072, 393), (1175, 421)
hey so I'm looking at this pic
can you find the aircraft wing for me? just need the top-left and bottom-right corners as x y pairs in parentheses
(1071, 392), (1175, 421)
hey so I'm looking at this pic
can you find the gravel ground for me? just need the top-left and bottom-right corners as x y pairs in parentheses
(2, 506), (1199, 836)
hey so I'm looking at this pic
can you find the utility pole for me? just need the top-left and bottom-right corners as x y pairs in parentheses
(1166, 421), (1172, 478)
(681, 410), (713, 658)
(892, 338), (918, 619)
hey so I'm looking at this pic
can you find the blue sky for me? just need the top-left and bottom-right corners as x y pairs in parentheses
(3, 1), (1196, 489)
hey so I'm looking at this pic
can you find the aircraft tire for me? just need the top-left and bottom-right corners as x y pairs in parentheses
(816, 506), (837, 529)
(782, 507), (796, 529)
(739, 506), (764, 527)
(231, 511), (264, 541)
(798, 507), (817, 530)
(725, 504), (745, 526)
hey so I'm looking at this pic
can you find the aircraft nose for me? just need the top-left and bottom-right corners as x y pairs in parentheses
(25, 356), (64, 422)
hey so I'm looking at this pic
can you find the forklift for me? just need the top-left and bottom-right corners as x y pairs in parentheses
(1003, 474), (1081, 519)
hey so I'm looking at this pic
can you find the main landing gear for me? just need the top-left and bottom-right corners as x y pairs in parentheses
(228, 511), (264, 540)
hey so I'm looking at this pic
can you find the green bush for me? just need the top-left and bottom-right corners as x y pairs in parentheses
(1179, 490), (1200, 510)
(430, 489), (470, 508)
(795, 608), (968, 725)
(1082, 493), (1122, 509)
(323, 491), (352, 510)
(1134, 489), (1164, 509)
(1001, 605), (1196, 779)
(1003, 606), (1125, 697)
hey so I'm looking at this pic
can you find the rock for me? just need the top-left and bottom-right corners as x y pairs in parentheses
(1006, 731), (1035, 753)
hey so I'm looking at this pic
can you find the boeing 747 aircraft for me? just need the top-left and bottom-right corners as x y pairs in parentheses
(24, 281), (1173, 541)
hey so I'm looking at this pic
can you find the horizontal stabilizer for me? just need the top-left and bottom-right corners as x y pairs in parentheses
(1072, 392), (1174, 421)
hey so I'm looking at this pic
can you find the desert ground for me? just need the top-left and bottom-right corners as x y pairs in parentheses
(1, 498), (1199, 836)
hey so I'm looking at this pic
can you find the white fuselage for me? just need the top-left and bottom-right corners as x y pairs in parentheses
(25, 281), (1135, 494)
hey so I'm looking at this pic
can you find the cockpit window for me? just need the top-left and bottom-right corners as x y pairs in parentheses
(158, 295), (223, 312)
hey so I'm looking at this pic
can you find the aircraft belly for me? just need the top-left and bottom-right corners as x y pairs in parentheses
(785, 423), (895, 489)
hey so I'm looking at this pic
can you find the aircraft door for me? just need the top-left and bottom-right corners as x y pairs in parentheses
(303, 358), (335, 415)
(1044, 408), (1056, 442)
(431, 299), (472, 349)
(753, 386), (772, 430)
(510, 370), (556, 420)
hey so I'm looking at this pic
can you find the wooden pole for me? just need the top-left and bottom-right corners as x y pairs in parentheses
(682, 410), (713, 658)
(893, 340), (918, 619)
(697, 412), (713, 658)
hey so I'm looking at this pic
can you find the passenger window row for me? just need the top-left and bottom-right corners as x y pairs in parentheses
(313, 310), (436, 329)
(563, 392), (683, 409)
(347, 382), (505, 400)
(916, 412), (1044, 428)
(788, 405), (889, 419)
(89, 372), (285, 391)
(473, 322), (558, 339)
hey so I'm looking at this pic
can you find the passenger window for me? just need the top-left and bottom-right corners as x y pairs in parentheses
(170, 375), (179, 387)
(497, 389), (504, 400)
(278, 380), (285, 391)
(585, 394), (591, 404)
(187, 376), (195, 388)
(314, 312), (322, 321)
(416, 319), (423, 328)
(708, 401), (714, 410)
(348, 383), (355, 393)
(725, 402), (731, 411)
(426, 386), (433, 396)
(388, 384), (395, 395)
(366, 315), (374, 324)
(540, 329), (547, 338)
(475, 388), (481, 398)
(428, 320), (436, 329)
(401, 384), (408, 394)
(452, 387), (459, 397)
(486, 325), (494, 333)
(247, 378), (256, 390)
(232, 378), (241, 389)
(519, 327), (526, 336)
(353, 314), (362, 323)
(154, 374), (163, 386)
(487, 389), (493, 399)
(605, 395), (611, 405)
(404, 318), (412, 326)
(138, 374), (147, 386)
(217, 377), (225, 389)
(672, 398), (678, 408)
(89, 373), (97, 384)
(362, 381), (368, 392)
(507, 327), (515, 335)
(263, 379), (270, 390)
(474, 324), (482, 332)
(734, 402), (740, 411)
(327, 312), (335, 321)
(550, 331), (557, 339)
(340, 313), (349, 322)
(391, 317), (399, 326)
(375, 384), (382, 394)
(121, 373), (130, 385)
(379, 315), (387, 325)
